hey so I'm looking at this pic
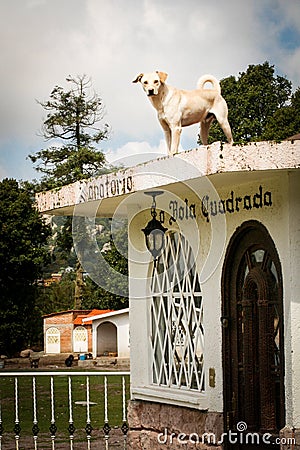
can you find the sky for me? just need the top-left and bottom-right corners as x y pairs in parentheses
(0, 0), (300, 182)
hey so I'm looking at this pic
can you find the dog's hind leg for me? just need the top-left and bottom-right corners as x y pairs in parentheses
(218, 117), (233, 144)
(212, 100), (233, 144)
(200, 114), (215, 145)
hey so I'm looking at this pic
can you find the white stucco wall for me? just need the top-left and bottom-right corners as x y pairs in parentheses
(129, 168), (299, 420)
(286, 171), (300, 427)
(88, 311), (130, 358)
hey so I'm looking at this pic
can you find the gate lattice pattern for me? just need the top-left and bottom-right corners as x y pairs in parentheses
(150, 232), (204, 391)
(46, 327), (60, 344)
(74, 326), (87, 343)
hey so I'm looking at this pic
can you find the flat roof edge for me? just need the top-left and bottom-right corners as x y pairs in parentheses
(36, 140), (300, 215)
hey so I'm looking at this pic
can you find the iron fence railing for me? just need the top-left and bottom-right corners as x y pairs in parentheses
(0, 371), (130, 449)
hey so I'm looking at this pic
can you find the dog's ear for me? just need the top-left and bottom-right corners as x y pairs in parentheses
(132, 73), (143, 83)
(156, 71), (168, 83)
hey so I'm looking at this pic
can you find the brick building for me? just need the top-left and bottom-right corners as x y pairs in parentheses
(43, 309), (111, 354)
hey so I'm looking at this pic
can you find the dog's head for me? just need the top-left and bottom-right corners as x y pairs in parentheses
(132, 71), (168, 96)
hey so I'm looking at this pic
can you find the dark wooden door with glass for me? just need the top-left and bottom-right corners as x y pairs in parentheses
(222, 221), (285, 449)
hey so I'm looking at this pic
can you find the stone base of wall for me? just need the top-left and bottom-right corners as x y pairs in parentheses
(127, 400), (223, 449)
(280, 427), (300, 449)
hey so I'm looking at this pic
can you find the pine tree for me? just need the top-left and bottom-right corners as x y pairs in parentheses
(29, 75), (109, 189)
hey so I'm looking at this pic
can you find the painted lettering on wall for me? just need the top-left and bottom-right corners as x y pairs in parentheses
(79, 175), (133, 203)
(201, 186), (272, 223)
(169, 198), (196, 225)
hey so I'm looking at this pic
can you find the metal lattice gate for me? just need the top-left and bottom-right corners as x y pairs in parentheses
(73, 326), (88, 353)
(45, 327), (60, 354)
(150, 232), (204, 391)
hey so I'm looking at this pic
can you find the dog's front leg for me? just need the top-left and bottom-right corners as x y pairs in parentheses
(159, 119), (172, 155)
(170, 125), (182, 155)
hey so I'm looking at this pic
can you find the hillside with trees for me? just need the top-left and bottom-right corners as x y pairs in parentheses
(0, 179), (51, 355)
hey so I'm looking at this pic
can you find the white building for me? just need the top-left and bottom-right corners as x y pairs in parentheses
(82, 308), (130, 358)
(37, 140), (300, 450)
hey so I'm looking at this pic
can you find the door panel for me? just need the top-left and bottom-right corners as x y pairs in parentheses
(46, 327), (60, 354)
(222, 221), (284, 449)
(73, 326), (88, 353)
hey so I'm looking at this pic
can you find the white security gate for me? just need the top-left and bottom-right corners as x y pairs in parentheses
(73, 326), (88, 353)
(45, 327), (60, 354)
(151, 232), (204, 391)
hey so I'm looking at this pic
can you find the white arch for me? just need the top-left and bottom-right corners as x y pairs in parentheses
(96, 321), (117, 356)
(45, 327), (60, 354)
(73, 326), (88, 353)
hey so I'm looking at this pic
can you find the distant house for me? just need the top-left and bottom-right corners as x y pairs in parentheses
(43, 309), (113, 354)
(42, 272), (63, 287)
(82, 308), (130, 358)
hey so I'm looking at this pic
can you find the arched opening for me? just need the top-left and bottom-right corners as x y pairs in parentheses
(73, 326), (88, 353)
(45, 327), (60, 354)
(97, 321), (117, 357)
(222, 220), (285, 449)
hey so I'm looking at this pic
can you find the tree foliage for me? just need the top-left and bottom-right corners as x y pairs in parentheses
(82, 235), (129, 311)
(262, 87), (300, 140)
(29, 75), (109, 190)
(0, 179), (51, 355)
(203, 61), (299, 144)
(29, 75), (115, 310)
(37, 273), (75, 316)
(73, 217), (129, 310)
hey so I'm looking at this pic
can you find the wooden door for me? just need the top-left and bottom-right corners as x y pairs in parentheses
(222, 221), (285, 449)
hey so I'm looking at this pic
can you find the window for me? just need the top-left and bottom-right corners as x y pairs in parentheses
(150, 232), (204, 391)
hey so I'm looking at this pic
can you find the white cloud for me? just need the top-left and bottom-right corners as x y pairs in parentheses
(105, 140), (167, 168)
(0, 0), (299, 180)
(0, 166), (7, 180)
(285, 48), (300, 88)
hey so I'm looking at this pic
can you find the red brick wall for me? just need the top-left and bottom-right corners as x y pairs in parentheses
(44, 311), (92, 354)
(45, 312), (74, 325)
(87, 326), (92, 352)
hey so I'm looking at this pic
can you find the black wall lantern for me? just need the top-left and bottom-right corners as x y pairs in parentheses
(142, 191), (168, 265)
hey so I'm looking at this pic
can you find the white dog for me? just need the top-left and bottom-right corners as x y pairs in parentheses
(133, 71), (233, 155)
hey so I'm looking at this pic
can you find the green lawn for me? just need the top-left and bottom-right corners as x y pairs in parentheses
(0, 373), (130, 440)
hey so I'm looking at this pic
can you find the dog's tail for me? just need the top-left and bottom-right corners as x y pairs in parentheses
(197, 74), (221, 94)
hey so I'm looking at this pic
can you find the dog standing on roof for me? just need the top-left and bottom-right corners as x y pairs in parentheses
(133, 71), (233, 156)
